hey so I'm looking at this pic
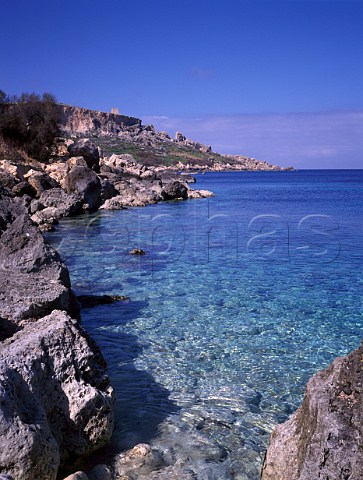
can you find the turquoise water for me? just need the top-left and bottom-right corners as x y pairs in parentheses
(47, 170), (363, 479)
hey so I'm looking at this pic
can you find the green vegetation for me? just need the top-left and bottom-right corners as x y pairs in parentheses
(92, 136), (229, 168)
(0, 90), (60, 161)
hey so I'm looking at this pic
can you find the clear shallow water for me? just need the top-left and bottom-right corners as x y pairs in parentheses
(47, 170), (363, 479)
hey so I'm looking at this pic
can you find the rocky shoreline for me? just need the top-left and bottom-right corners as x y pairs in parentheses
(0, 108), (360, 479)
(0, 134), (216, 479)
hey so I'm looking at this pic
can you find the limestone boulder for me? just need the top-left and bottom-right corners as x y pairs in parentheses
(67, 139), (100, 172)
(162, 180), (188, 200)
(0, 205), (74, 321)
(24, 170), (59, 197)
(64, 166), (101, 210)
(0, 310), (114, 480)
(261, 343), (363, 480)
(45, 162), (69, 188)
(40, 188), (82, 217)
(187, 189), (214, 199)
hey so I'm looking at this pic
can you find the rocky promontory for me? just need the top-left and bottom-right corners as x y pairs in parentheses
(55, 104), (293, 172)
(0, 136), (214, 232)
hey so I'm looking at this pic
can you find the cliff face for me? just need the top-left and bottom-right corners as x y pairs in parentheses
(261, 343), (363, 480)
(58, 104), (141, 135)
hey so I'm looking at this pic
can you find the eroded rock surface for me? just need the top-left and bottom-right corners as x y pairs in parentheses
(0, 201), (73, 321)
(0, 310), (114, 480)
(261, 343), (363, 480)
(67, 138), (100, 172)
(0, 193), (114, 480)
(64, 165), (101, 210)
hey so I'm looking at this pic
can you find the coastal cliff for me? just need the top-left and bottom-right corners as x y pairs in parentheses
(261, 343), (363, 480)
(56, 104), (292, 172)
(58, 104), (141, 135)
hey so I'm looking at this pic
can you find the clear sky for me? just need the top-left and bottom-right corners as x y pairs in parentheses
(1, 0), (363, 168)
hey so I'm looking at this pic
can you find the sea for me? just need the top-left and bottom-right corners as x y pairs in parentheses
(47, 169), (363, 479)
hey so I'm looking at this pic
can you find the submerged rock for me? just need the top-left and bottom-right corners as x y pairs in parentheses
(261, 343), (363, 480)
(77, 294), (129, 308)
(129, 248), (146, 255)
(114, 443), (165, 478)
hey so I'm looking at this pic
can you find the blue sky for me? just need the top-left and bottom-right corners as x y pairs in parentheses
(1, 0), (363, 168)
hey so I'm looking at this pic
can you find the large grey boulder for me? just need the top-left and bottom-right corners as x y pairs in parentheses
(261, 343), (363, 480)
(40, 187), (82, 217)
(25, 170), (59, 198)
(67, 139), (100, 172)
(0, 310), (114, 480)
(64, 166), (101, 210)
(162, 180), (188, 200)
(0, 203), (75, 321)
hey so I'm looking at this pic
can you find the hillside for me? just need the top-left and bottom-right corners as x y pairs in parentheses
(58, 104), (293, 171)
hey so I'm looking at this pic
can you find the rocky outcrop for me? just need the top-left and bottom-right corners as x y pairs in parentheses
(0, 192), (114, 480)
(187, 188), (214, 199)
(58, 104), (141, 135)
(162, 180), (188, 200)
(0, 310), (114, 480)
(0, 201), (73, 321)
(39, 188), (82, 217)
(261, 343), (363, 480)
(64, 166), (101, 210)
(67, 138), (100, 172)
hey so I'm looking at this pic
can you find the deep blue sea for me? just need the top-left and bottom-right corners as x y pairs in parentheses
(47, 170), (363, 479)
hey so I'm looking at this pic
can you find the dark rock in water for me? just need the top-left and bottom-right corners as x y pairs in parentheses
(0, 310), (114, 480)
(128, 248), (146, 255)
(261, 342), (363, 480)
(64, 166), (101, 210)
(162, 180), (188, 200)
(68, 138), (100, 172)
(77, 294), (129, 308)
